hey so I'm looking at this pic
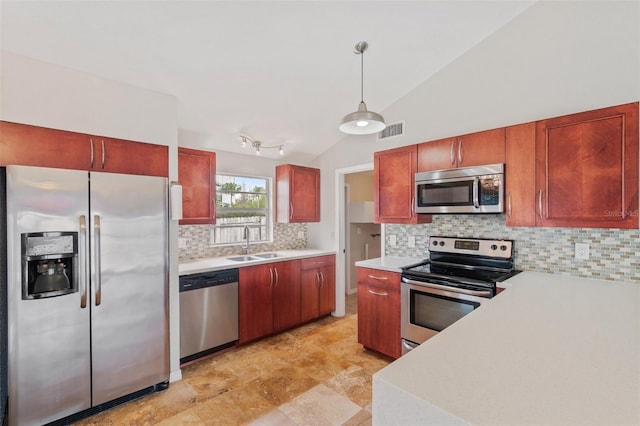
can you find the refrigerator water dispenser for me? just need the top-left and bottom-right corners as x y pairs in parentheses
(22, 232), (78, 299)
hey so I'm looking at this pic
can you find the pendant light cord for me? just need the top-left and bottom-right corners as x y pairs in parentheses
(360, 48), (364, 103)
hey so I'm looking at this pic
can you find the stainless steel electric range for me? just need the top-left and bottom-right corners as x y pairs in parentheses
(400, 236), (519, 354)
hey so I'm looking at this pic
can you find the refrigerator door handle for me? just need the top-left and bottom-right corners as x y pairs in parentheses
(94, 214), (102, 306)
(79, 215), (88, 309)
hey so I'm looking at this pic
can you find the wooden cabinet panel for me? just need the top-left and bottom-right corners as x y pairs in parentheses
(178, 147), (216, 225)
(357, 267), (401, 359)
(535, 102), (638, 228)
(1, 121), (92, 170)
(456, 128), (505, 167)
(417, 137), (457, 171)
(239, 259), (303, 343)
(418, 128), (505, 172)
(300, 255), (335, 322)
(238, 264), (274, 344)
(505, 122), (536, 226)
(374, 145), (431, 224)
(272, 260), (301, 332)
(275, 164), (320, 223)
(0, 121), (168, 177)
(95, 137), (168, 177)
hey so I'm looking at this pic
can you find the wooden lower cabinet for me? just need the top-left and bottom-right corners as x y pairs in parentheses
(357, 267), (401, 359)
(238, 260), (301, 344)
(300, 255), (335, 322)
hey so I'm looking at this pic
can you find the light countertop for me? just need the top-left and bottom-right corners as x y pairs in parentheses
(179, 249), (336, 275)
(373, 271), (640, 426)
(354, 256), (423, 273)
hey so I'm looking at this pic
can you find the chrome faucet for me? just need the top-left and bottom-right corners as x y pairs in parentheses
(242, 225), (250, 254)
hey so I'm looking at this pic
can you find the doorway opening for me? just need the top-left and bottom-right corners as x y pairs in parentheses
(335, 164), (382, 316)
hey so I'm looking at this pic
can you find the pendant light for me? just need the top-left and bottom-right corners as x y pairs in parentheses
(339, 41), (386, 135)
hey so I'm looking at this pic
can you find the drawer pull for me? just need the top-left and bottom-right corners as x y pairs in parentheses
(367, 274), (388, 281)
(368, 289), (388, 296)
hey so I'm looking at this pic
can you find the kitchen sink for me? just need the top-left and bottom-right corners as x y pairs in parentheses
(253, 253), (280, 259)
(226, 256), (259, 262)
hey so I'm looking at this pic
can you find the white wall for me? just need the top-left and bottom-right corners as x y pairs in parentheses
(0, 52), (183, 381)
(307, 0), (640, 250)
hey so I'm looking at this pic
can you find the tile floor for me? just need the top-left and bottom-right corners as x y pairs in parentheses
(74, 293), (389, 425)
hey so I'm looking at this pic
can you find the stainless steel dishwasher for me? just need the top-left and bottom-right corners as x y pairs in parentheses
(179, 268), (239, 364)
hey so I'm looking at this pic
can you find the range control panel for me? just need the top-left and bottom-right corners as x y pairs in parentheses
(428, 236), (513, 259)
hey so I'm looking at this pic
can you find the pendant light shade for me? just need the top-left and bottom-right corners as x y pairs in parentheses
(339, 41), (386, 135)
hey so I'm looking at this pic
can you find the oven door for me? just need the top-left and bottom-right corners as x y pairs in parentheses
(401, 277), (490, 347)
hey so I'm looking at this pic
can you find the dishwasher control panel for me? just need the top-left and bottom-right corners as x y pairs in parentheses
(179, 268), (239, 292)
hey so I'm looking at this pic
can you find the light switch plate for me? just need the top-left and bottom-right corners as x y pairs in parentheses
(575, 242), (590, 260)
(389, 235), (397, 247)
(298, 231), (305, 239)
(178, 238), (188, 249)
(408, 235), (416, 248)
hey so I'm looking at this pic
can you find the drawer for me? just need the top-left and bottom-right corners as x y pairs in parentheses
(300, 254), (335, 270)
(357, 267), (400, 291)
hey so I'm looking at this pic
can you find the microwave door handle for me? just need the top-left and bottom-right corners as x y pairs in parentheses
(473, 177), (480, 208)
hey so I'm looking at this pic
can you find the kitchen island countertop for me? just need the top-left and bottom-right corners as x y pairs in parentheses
(373, 271), (640, 425)
(179, 249), (335, 275)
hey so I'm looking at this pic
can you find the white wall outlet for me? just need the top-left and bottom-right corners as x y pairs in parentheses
(407, 235), (416, 248)
(357, 227), (361, 235)
(389, 235), (397, 247)
(298, 231), (305, 239)
(178, 238), (188, 249)
(575, 242), (590, 260)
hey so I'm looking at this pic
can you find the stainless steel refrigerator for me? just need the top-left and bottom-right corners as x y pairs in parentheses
(6, 165), (169, 426)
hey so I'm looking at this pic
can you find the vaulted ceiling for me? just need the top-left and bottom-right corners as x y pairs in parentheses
(1, 1), (534, 161)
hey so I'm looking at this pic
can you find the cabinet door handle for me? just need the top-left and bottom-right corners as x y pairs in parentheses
(368, 289), (388, 296)
(319, 271), (324, 287)
(457, 139), (463, 165)
(274, 267), (279, 287)
(411, 196), (415, 215)
(289, 202), (293, 220)
(90, 139), (95, 169)
(269, 268), (274, 287)
(367, 274), (388, 281)
(507, 192), (512, 218)
(450, 140), (456, 166)
(538, 189), (543, 220)
(101, 139), (106, 169)
(315, 271), (320, 288)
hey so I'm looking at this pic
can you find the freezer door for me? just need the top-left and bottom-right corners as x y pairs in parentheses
(89, 172), (169, 405)
(6, 166), (91, 426)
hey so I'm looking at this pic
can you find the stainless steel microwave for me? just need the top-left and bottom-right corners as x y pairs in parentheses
(415, 163), (504, 214)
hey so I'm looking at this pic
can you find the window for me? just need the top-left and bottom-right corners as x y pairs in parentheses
(212, 174), (270, 245)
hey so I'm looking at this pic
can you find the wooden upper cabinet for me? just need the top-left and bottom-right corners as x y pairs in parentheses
(374, 145), (431, 224)
(535, 102), (638, 229)
(92, 137), (168, 177)
(1, 121), (93, 170)
(275, 164), (320, 223)
(0, 121), (168, 177)
(178, 147), (216, 225)
(505, 122), (536, 227)
(418, 128), (505, 172)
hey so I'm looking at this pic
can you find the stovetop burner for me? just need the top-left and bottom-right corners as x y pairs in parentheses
(401, 236), (520, 295)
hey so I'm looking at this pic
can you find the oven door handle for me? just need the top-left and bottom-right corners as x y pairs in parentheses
(401, 277), (492, 297)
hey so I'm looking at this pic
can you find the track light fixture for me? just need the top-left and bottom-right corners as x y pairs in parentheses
(239, 135), (284, 156)
(339, 41), (386, 135)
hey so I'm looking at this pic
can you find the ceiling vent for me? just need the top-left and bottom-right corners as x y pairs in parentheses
(377, 121), (405, 140)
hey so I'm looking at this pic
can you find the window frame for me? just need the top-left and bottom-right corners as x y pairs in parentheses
(212, 173), (273, 247)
